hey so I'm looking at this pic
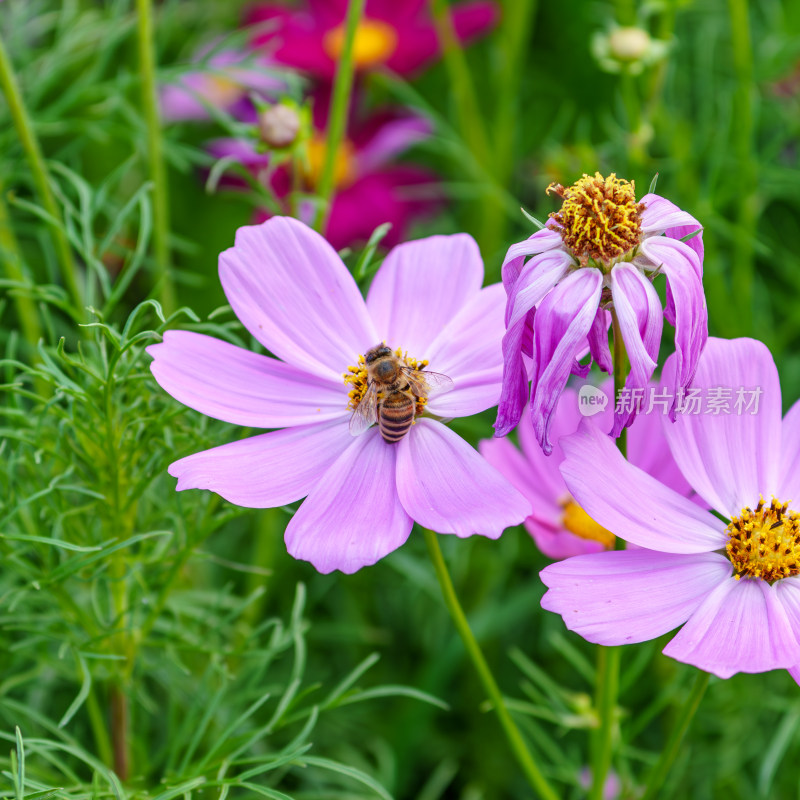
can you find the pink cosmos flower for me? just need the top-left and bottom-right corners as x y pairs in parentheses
(540, 337), (800, 680)
(209, 108), (438, 250)
(160, 47), (285, 123)
(479, 382), (693, 559)
(495, 172), (707, 454)
(246, 0), (498, 81)
(147, 217), (530, 574)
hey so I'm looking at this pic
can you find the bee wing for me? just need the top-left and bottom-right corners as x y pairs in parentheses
(349, 383), (379, 436)
(403, 368), (455, 398)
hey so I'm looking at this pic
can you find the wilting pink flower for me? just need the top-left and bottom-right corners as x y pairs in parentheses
(495, 172), (707, 454)
(148, 217), (529, 573)
(209, 107), (437, 250)
(160, 47), (285, 122)
(246, 0), (498, 80)
(541, 337), (800, 680)
(480, 382), (693, 559)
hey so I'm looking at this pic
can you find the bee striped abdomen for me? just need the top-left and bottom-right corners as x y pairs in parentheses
(378, 392), (415, 443)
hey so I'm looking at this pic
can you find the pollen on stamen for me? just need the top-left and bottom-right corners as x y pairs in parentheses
(547, 172), (645, 268)
(725, 495), (800, 582)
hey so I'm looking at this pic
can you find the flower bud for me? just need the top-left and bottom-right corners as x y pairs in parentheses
(258, 104), (301, 149)
(608, 26), (651, 62)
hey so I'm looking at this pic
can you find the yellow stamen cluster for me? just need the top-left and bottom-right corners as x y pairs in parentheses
(303, 135), (356, 191)
(547, 172), (645, 268)
(726, 496), (800, 582)
(343, 348), (429, 415)
(323, 19), (398, 67)
(561, 499), (616, 549)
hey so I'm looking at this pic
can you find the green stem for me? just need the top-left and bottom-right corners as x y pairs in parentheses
(0, 180), (42, 348)
(315, 0), (365, 235)
(640, 672), (710, 800)
(0, 33), (82, 312)
(589, 308), (628, 800)
(135, 0), (176, 313)
(726, 0), (755, 335)
(423, 530), (559, 800)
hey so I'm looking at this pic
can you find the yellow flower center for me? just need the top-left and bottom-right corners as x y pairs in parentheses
(561, 499), (616, 549)
(302, 135), (356, 191)
(343, 347), (429, 416)
(323, 19), (398, 68)
(547, 172), (645, 268)
(726, 497), (800, 582)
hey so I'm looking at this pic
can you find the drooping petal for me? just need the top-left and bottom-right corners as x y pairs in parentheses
(501, 226), (564, 300)
(285, 429), (413, 573)
(641, 236), (708, 396)
(640, 192), (704, 264)
(777, 398), (800, 502)
(148, 331), (348, 428)
(493, 252), (574, 437)
(541, 550), (732, 646)
(529, 269), (603, 454)
(396, 419), (530, 537)
(219, 217), (377, 381)
(367, 233), (483, 355)
(559, 420), (726, 552)
(587, 307), (612, 374)
(661, 337), (782, 517)
(168, 421), (352, 508)
(663, 577), (800, 678)
(609, 263), (663, 437)
(425, 283), (505, 418)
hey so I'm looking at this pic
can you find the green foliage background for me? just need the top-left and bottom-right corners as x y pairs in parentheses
(1, 0), (800, 798)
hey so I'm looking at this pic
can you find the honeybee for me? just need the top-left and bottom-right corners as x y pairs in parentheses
(349, 344), (454, 443)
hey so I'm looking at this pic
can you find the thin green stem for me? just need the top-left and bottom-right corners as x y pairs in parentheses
(0, 180), (42, 348)
(135, 0), (175, 313)
(589, 308), (629, 800)
(640, 671), (710, 800)
(726, 0), (755, 335)
(315, 0), (365, 235)
(423, 530), (559, 800)
(0, 32), (82, 311)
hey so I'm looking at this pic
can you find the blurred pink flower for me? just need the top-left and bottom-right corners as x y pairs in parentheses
(480, 382), (693, 559)
(209, 107), (438, 250)
(541, 338), (800, 680)
(495, 173), (706, 454)
(246, 0), (498, 80)
(148, 217), (529, 574)
(160, 47), (285, 122)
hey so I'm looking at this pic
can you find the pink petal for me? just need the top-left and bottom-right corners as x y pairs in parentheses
(219, 217), (377, 381)
(168, 420), (352, 507)
(148, 331), (347, 428)
(425, 283), (505, 418)
(501, 227), (564, 300)
(663, 577), (800, 678)
(609, 263), (662, 437)
(367, 233), (483, 356)
(661, 337), (782, 518)
(357, 116), (433, 172)
(541, 550), (732, 646)
(285, 429), (413, 573)
(397, 419), (530, 537)
(640, 192), (704, 252)
(493, 251), (572, 437)
(559, 420), (726, 552)
(588, 307), (612, 374)
(529, 269), (603, 454)
(778, 398), (800, 502)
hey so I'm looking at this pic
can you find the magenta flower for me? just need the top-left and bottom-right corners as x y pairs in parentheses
(480, 382), (693, 559)
(246, 0), (498, 80)
(148, 217), (529, 574)
(160, 47), (285, 122)
(209, 108), (438, 250)
(495, 172), (707, 454)
(540, 337), (800, 680)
